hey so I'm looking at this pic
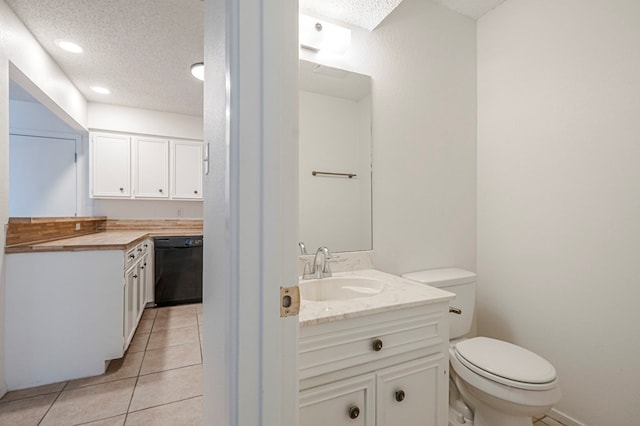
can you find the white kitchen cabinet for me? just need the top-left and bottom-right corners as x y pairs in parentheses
(171, 140), (203, 199)
(299, 303), (449, 426)
(91, 133), (131, 198)
(133, 136), (169, 198)
(4, 238), (154, 390)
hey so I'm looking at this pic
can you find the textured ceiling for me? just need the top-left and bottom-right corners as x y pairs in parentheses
(6, 0), (506, 118)
(299, 0), (404, 31)
(431, 0), (507, 19)
(6, 0), (204, 116)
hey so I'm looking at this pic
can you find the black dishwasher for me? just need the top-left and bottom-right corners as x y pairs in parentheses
(154, 236), (203, 306)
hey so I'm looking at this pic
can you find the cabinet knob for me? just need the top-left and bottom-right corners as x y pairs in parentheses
(348, 406), (360, 420)
(395, 390), (406, 402)
(119, 187), (124, 192)
(133, 275), (138, 279)
(194, 190), (198, 194)
(129, 254), (135, 259)
(141, 266), (145, 270)
(159, 189), (163, 193)
(372, 338), (383, 352)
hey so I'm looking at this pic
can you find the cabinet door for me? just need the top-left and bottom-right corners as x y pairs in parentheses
(134, 137), (169, 198)
(376, 356), (448, 426)
(123, 265), (138, 350)
(300, 374), (375, 426)
(91, 133), (131, 198)
(171, 141), (203, 199)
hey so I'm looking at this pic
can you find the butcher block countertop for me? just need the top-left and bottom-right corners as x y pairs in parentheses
(5, 229), (203, 253)
(5, 217), (203, 254)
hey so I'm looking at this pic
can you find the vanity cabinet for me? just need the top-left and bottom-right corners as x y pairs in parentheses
(299, 302), (449, 426)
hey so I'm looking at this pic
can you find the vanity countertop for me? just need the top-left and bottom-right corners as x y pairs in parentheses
(298, 269), (455, 326)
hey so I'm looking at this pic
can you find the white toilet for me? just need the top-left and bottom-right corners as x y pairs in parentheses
(402, 268), (561, 426)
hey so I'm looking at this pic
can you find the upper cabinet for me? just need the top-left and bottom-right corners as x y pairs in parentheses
(171, 141), (203, 200)
(133, 137), (169, 198)
(90, 132), (203, 201)
(91, 133), (131, 198)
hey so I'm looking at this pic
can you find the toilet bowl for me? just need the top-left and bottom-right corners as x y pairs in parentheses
(401, 269), (561, 426)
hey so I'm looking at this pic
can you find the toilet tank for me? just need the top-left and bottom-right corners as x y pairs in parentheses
(402, 268), (476, 339)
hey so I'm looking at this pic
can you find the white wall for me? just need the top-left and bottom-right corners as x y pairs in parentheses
(478, 1), (640, 425)
(302, 0), (477, 274)
(10, 100), (78, 134)
(1, 0), (89, 396)
(88, 103), (204, 219)
(298, 90), (371, 252)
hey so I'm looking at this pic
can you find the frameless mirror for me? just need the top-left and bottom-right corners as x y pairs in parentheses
(298, 60), (372, 253)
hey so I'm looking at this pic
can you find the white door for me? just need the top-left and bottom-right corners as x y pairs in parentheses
(202, 0), (298, 424)
(9, 134), (77, 217)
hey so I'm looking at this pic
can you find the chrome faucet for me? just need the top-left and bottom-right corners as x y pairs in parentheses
(302, 246), (333, 279)
(298, 241), (307, 255)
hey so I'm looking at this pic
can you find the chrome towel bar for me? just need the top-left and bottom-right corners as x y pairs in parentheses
(312, 170), (357, 179)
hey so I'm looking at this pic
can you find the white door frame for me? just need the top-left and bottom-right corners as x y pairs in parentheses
(202, 0), (299, 425)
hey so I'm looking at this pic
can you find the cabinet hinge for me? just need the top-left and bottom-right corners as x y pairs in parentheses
(280, 286), (300, 317)
(74, 153), (77, 163)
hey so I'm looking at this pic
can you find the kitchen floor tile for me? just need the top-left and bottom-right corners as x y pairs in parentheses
(79, 414), (126, 425)
(141, 309), (157, 321)
(0, 380), (66, 403)
(136, 319), (154, 334)
(146, 326), (199, 350)
(40, 378), (136, 425)
(139, 343), (202, 375)
(0, 393), (58, 426)
(151, 314), (198, 332)
(128, 333), (151, 353)
(125, 396), (202, 426)
(155, 304), (197, 317)
(66, 352), (144, 390)
(129, 364), (202, 412)
(195, 304), (202, 314)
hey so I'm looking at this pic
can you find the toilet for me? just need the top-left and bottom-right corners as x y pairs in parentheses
(402, 268), (561, 426)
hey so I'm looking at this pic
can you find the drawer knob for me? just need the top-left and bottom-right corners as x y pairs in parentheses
(348, 406), (360, 420)
(395, 390), (406, 402)
(372, 339), (383, 352)
(119, 187), (124, 191)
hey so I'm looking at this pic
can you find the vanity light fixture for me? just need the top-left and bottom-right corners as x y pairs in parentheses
(56, 40), (83, 54)
(190, 62), (205, 81)
(91, 86), (110, 95)
(299, 14), (351, 55)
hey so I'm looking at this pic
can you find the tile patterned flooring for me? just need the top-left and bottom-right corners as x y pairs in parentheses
(0, 301), (568, 426)
(0, 303), (203, 426)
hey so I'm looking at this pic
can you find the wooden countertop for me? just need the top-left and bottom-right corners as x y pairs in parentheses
(5, 229), (203, 254)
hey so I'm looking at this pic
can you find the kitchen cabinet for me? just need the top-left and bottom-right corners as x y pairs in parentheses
(133, 137), (169, 198)
(299, 303), (449, 426)
(171, 140), (203, 199)
(90, 131), (202, 200)
(4, 237), (154, 390)
(91, 133), (131, 198)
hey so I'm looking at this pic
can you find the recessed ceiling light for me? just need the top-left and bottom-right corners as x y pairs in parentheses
(91, 86), (110, 95)
(56, 40), (83, 54)
(190, 62), (204, 81)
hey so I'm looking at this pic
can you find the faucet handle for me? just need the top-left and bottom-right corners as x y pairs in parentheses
(298, 241), (307, 255)
(300, 258), (313, 279)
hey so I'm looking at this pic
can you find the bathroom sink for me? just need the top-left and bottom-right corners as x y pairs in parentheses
(299, 276), (385, 301)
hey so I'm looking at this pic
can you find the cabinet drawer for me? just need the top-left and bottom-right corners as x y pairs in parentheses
(299, 305), (447, 382)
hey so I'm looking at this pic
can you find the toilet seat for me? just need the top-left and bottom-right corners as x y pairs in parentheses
(453, 337), (558, 391)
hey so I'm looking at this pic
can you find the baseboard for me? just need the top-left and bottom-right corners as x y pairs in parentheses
(0, 384), (7, 400)
(547, 408), (588, 426)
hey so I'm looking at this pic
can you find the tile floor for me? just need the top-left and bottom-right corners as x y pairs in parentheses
(0, 301), (567, 426)
(0, 303), (203, 426)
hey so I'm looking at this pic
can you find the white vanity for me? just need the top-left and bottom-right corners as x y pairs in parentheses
(298, 269), (454, 426)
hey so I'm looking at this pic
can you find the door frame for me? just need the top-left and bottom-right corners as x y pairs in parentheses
(202, 0), (299, 425)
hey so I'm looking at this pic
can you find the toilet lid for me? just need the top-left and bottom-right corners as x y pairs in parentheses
(454, 337), (557, 385)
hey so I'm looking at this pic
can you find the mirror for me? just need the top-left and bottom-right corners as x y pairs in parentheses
(298, 60), (372, 253)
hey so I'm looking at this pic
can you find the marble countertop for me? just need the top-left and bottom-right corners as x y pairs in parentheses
(6, 229), (203, 253)
(298, 269), (455, 326)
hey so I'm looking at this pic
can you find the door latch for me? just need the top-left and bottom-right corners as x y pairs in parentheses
(280, 286), (300, 317)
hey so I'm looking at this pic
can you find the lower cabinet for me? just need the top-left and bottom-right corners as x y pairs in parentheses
(299, 303), (450, 426)
(123, 239), (152, 351)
